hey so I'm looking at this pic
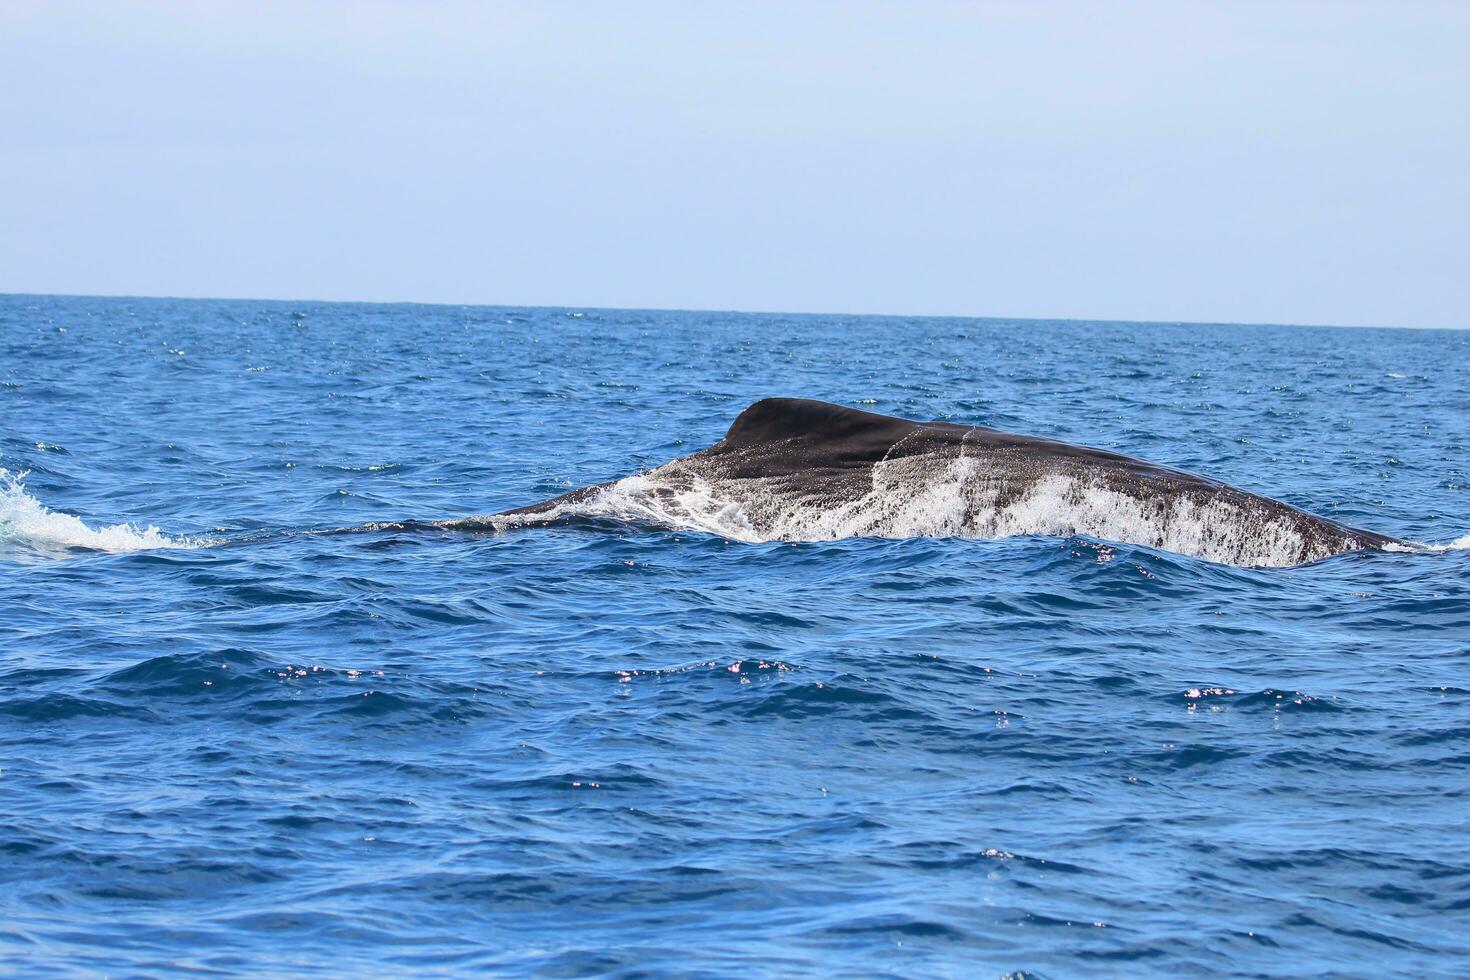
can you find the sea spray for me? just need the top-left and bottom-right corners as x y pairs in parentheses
(0, 467), (197, 554)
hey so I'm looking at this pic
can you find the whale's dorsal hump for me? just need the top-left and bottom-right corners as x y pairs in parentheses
(718, 398), (919, 451)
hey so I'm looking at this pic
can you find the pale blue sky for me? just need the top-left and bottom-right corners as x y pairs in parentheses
(2, 1), (1466, 327)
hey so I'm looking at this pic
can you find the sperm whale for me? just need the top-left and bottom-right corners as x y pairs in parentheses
(451, 397), (1401, 567)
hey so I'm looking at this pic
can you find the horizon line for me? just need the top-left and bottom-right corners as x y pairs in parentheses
(1, 289), (1462, 334)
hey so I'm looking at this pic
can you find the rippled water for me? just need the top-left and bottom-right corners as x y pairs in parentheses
(2, 294), (1467, 975)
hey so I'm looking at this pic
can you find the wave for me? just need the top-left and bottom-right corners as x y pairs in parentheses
(0, 468), (199, 555)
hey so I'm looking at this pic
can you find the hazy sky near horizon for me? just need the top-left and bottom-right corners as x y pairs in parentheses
(2, 1), (1466, 328)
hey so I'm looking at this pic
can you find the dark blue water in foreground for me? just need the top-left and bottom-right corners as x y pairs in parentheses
(2, 294), (1467, 976)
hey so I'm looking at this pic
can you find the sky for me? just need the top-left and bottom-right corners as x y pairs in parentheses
(1, 1), (1466, 328)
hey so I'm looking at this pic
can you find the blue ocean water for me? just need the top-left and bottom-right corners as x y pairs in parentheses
(1, 293), (1467, 976)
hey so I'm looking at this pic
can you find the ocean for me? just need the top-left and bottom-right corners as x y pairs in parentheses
(1, 294), (1467, 975)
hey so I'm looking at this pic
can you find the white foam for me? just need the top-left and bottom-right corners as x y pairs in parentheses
(490, 472), (762, 542)
(581, 473), (762, 542)
(0, 468), (199, 556)
(496, 454), (1381, 567)
(1386, 533), (1470, 555)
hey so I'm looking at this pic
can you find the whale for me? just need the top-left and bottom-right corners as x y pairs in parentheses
(447, 397), (1402, 567)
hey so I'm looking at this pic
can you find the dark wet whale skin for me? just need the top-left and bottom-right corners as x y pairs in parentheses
(478, 397), (1401, 566)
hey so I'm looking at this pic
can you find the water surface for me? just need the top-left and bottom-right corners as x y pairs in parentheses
(2, 295), (1467, 975)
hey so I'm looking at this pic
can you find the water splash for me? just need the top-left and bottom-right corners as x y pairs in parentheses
(491, 472), (762, 542)
(0, 468), (199, 555)
(1383, 533), (1470, 555)
(488, 462), (1356, 568)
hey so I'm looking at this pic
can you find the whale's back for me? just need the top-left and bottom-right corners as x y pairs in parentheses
(482, 398), (1398, 567)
